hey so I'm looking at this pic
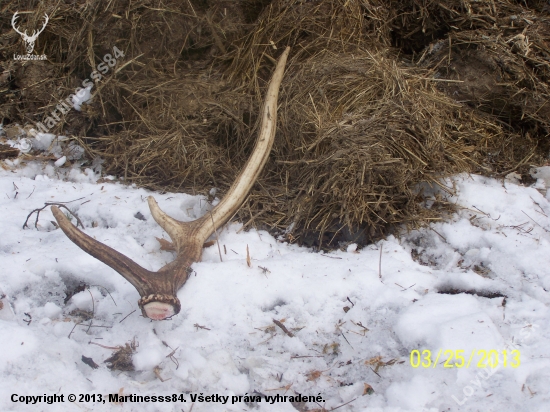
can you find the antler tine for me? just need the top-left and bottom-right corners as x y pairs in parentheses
(51, 206), (155, 296)
(51, 47), (290, 320)
(147, 196), (197, 253)
(11, 12), (25, 36)
(37, 13), (49, 35)
(195, 46), (291, 241)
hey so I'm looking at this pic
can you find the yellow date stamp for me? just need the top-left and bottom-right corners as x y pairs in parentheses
(409, 349), (520, 368)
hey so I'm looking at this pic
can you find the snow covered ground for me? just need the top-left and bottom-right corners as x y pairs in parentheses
(1, 156), (549, 412)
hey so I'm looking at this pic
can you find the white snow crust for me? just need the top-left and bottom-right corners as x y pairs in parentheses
(1, 162), (549, 411)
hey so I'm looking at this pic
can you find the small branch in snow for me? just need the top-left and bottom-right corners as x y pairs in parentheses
(471, 205), (500, 221)
(89, 341), (120, 350)
(530, 197), (548, 217)
(163, 343), (180, 369)
(395, 283), (416, 291)
(522, 210), (549, 233)
(340, 331), (353, 349)
(351, 320), (369, 333)
(118, 309), (136, 323)
(23, 312), (32, 325)
(330, 397), (359, 411)
(429, 227), (447, 242)
(90, 284), (117, 306)
(26, 185), (35, 199)
(273, 319), (294, 337)
(320, 254), (342, 259)
(507, 221), (533, 234)
(153, 366), (170, 382)
(23, 201), (84, 230)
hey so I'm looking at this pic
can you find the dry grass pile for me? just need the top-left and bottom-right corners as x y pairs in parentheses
(267, 50), (511, 244)
(1, 0), (549, 248)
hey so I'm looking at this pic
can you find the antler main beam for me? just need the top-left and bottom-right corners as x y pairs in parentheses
(52, 47), (290, 320)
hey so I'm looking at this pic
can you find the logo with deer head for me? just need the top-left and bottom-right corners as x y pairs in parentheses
(11, 11), (49, 55)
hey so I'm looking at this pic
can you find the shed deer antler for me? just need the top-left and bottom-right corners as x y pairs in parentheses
(51, 47), (290, 320)
(11, 12), (49, 54)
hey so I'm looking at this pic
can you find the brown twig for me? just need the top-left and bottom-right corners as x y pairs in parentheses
(90, 284), (117, 306)
(23, 201), (84, 230)
(89, 341), (121, 350)
(273, 319), (294, 337)
(119, 309), (136, 323)
(340, 331), (353, 349)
